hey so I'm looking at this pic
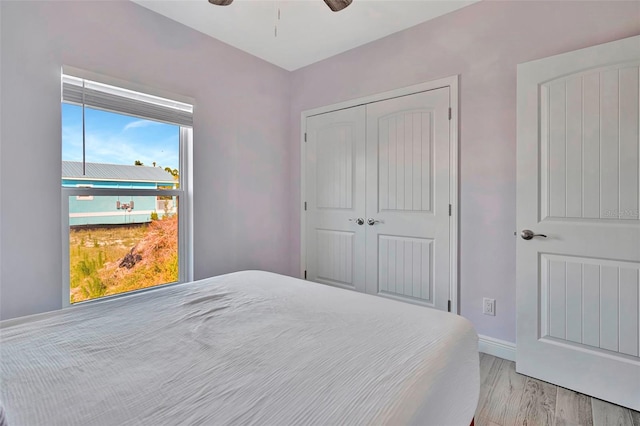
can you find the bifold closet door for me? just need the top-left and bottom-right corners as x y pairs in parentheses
(305, 88), (451, 311)
(305, 106), (367, 293)
(364, 88), (451, 310)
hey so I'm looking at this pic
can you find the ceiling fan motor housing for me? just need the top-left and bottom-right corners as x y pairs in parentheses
(324, 0), (353, 12)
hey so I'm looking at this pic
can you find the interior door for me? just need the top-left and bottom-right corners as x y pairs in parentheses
(516, 35), (640, 410)
(365, 89), (451, 310)
(305, 106), (367, 292)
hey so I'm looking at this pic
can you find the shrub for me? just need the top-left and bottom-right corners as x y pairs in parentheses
(81, 277), (106, 299)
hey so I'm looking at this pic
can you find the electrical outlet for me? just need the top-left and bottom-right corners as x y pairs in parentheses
(483, 298), (495, 316)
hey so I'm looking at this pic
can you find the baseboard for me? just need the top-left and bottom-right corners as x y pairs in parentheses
(478, 335), (516, 362)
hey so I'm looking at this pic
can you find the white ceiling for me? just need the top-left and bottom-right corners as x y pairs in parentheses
(132, 0), (478, 71)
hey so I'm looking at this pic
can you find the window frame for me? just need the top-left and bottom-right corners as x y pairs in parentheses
(61, 78), (193, 308)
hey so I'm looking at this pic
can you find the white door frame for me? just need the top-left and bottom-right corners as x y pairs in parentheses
(300, 75), (460, 313)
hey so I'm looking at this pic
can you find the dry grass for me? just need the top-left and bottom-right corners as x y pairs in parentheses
(69, 216), (178, 303)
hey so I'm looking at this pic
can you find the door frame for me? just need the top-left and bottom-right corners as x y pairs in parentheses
(300, 75), (460, 313)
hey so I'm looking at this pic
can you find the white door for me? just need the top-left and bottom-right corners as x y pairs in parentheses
(305, 106), (367, 292)
(305, 88), (452, 311)
(517, 35), (640, 410)
(365, 89), (451, 310)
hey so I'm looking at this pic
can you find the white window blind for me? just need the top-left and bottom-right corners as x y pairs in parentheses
(62, 74), (193, 126)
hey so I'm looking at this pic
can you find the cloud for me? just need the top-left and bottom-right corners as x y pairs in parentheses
(123, 119), (160, 132)
(83, 132), (179, 170)
(62, 111), (179, 169)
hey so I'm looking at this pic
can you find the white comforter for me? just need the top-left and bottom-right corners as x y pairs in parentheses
(0, 271), (479, 426)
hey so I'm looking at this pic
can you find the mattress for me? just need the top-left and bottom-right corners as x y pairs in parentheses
(0, 270), (479, 426)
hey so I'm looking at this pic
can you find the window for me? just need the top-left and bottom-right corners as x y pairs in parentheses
(61, 71), (193, 305)
(76, 184), (94, 200)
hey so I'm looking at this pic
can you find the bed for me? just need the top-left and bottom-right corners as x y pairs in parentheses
(0, 270), (479, 425)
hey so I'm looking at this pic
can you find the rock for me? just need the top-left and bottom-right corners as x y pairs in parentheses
(119, 247), (142, 269)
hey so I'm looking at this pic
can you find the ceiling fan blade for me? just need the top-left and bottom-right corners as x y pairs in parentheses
(323, 0), (352, 12)
(208, 0), (233, 5)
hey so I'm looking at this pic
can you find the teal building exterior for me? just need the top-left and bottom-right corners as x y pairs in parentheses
(63, 161), (176, 226)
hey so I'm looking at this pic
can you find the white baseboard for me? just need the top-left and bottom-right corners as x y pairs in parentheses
(478, 335), (516, 362)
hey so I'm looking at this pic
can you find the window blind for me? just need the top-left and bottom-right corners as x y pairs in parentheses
(62, 74), (193, 127)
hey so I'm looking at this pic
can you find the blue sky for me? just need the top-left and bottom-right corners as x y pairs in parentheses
(62, 104), (180, 171)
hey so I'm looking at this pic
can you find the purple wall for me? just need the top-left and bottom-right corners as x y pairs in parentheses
(0, 1), (291, 320)
(1, 0), (638, 342)
(289, 1), (640, 342)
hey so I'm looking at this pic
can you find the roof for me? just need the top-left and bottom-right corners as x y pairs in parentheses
(62, 161), (175, 183)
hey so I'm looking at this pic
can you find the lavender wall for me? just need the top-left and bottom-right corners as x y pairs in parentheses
(1, 0), (638, 343)
(289, 1), (640, 342)
(0, 1), (291, 320)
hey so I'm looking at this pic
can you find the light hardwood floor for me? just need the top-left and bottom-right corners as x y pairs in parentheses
(476, 353), (640, 426)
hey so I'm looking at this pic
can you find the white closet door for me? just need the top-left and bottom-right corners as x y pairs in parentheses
(305, 106), (367, 292)
(365, 88), (451, 310)
(517, 36), (640, 410)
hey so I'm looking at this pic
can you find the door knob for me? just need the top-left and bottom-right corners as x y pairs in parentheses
(521, 229), (547, 240)
(367, 218), (383, 226)
(349, 218), (365, 225)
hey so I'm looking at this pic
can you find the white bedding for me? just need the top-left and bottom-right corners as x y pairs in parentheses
(0, 271), (479, 426)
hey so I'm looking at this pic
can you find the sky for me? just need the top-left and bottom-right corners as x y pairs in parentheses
(62, 103), (180, 171)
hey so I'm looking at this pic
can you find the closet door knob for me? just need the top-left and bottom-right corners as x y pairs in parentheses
(367, 218), (382, 226)
(349, 218), (365, 225)
(520, 229), (547, 240)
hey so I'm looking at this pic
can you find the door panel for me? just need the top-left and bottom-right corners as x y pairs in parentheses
(377, 111), (433, 212)
(542, 66), (640, 222)
(306, 106), (366, 292)
(541, 254), (640, 356)
(378, 235), (433, 302)
(315, 230), (355, 287)
(517, 35), (640, 410)
(365, 88), (450, 309)
(316, 124), (355, 209)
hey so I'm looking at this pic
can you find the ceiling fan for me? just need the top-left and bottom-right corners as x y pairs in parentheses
(208, 0), (353, 12)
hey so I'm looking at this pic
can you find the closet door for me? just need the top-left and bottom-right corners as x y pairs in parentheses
(305, 106), (367, 292)
(365, 88), (451, 310)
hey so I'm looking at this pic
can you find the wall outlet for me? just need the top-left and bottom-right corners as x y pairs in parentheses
(483, 298), (496, 316)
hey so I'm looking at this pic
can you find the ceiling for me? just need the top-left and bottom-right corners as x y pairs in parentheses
(132, 0), (478, 71)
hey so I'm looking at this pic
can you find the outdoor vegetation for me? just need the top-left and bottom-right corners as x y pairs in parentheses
(69, 215), (178, 303)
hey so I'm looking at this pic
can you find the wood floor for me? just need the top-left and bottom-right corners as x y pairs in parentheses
(476, 353), (640, 426)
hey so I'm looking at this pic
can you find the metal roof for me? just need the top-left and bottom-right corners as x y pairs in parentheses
(62, 161), (176, 183)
